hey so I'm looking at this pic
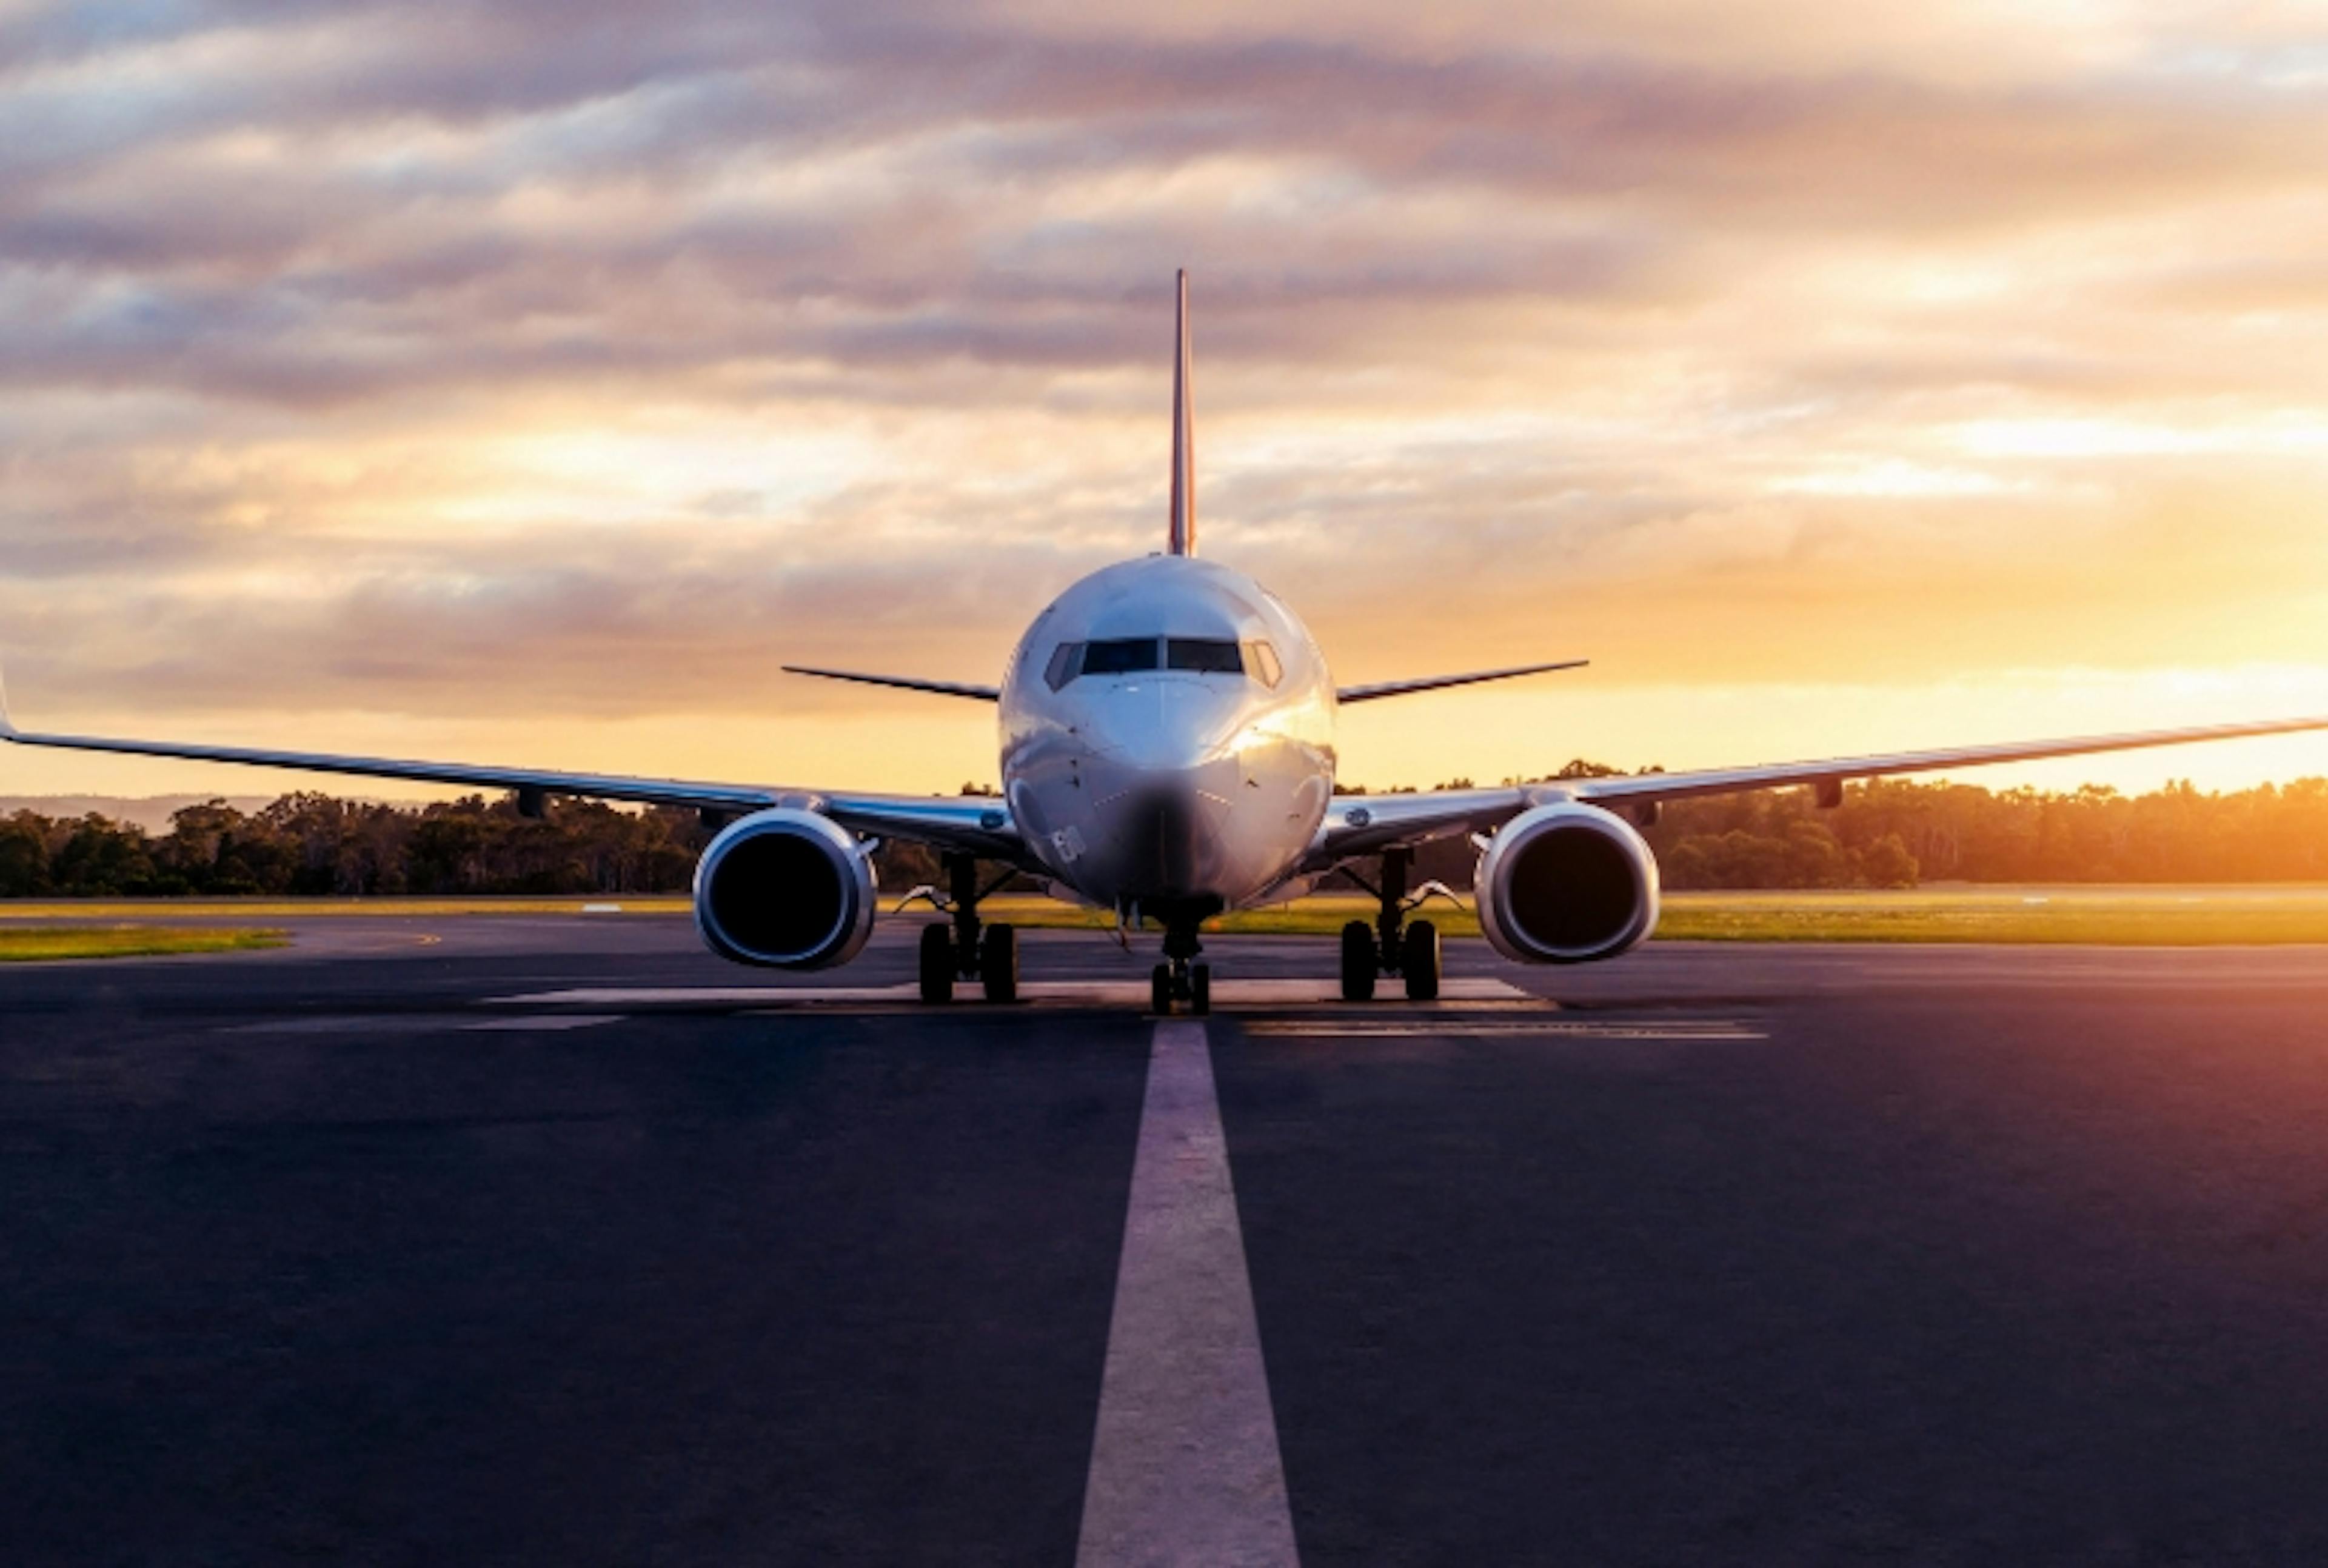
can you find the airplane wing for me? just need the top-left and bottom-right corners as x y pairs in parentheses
(1300, 712), (2328, 873)
(1564, 713), (2328, 807)
(1336, 659), (1587, 704)
(0, 686), (1030, 865)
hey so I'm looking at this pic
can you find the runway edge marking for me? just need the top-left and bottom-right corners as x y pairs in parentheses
(1076, 1021), (1300, 1568)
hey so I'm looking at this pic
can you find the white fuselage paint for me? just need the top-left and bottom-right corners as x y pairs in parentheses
(998, 555), (1338, 918)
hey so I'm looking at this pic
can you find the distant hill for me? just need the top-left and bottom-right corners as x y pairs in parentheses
(0, 795), (281, 833)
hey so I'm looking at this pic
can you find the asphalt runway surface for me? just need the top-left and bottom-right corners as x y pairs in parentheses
(7, 916), (2328, 1565)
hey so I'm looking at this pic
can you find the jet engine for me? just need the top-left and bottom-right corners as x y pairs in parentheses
(1476, 802), (1660, 964)
(693, 807), (877, 968)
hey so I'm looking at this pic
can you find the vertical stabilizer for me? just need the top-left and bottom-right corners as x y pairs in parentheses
(1168, 269), (1196, 556)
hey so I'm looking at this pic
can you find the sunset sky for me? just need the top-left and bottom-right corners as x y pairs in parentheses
(5, 1), (2327, 802)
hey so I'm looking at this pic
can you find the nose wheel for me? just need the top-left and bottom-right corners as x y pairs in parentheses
(1151, 959), (1211, 1016)
(1149, 911), (1213, 1015)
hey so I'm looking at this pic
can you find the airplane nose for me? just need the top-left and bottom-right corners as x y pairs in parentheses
(1077, 683), (1246, 898)
(1083, 682), (1239, 770)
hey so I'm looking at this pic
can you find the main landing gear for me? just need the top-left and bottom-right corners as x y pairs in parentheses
(1337, 847), (1443, 1003)
(917, 853), (1019, 1004)
(1148, 904), (1214, 1017)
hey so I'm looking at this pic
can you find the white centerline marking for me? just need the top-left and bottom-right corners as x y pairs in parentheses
(487, 976), (1527, 1009)
(1078, 1021), (1299, 1567)
(1246, 1020), (1766, 1041)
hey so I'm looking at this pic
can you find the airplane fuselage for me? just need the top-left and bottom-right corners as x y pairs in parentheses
(1000, 555), (1337, 918)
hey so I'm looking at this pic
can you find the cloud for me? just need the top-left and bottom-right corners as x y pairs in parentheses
(2, 0), (2325, 793)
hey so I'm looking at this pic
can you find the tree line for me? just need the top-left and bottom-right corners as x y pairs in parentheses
(0, 793), (709, 897)
(1362, 766), (2328, 892)
(4, 772), (2327, 898)
(1651, 771), (2328, 888)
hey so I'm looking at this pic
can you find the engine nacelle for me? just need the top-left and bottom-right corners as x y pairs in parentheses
(692, 807), (876, 969)
(1476, 802), (1661, 964)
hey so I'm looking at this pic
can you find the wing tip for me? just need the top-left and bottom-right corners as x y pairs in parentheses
(0, 658), (13, 738)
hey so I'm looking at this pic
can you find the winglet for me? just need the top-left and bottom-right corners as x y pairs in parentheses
(1168, 269), (1196, 558)
(0, 656), (14, 738)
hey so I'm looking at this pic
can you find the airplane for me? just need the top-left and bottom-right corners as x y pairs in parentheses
(8, 270), (2328, 1015)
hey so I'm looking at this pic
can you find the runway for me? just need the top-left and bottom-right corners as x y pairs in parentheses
(6, 917), (2328, 1563)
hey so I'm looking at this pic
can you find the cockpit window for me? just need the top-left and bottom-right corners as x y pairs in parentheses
(1081, 638), (1161, 675)
(1166, 638), (1243, 675)
(1049, 636), (1276, 686)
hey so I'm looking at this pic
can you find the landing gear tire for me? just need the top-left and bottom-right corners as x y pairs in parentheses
(979, 923), (1018, 1004)
(1340, 919), (1379, 1002)
(1400, 919), (1441, 1001)
(1151, 962), (1175, 1016)
(918, 924), (955, 1004)
(1189, 962), (1211, 1016)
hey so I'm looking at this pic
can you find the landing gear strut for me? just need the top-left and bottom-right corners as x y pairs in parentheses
(1148, 910), (1212, 1016)
(918, 853), (1018, 1004)
(1338, 847), (1442, 1003)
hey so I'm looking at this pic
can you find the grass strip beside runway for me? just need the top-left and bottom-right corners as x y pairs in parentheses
(979, 887), (2328, 944)
(9, 887), (2328, 944)
(0, 898), (694, 919)
(1654, 894), (2328, 944)
(0, 926), (289, 961)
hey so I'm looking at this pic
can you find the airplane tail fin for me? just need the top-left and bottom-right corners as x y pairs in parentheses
(1168, 269), (1195, 557)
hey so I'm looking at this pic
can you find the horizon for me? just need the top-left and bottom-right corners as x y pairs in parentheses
(5, 2), (2326, 802)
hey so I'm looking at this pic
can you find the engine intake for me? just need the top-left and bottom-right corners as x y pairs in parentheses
(693, 808), (876, 969)
(1476, 802), (1660, 964)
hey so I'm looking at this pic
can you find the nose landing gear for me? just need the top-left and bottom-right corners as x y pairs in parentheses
(914, 853), (1020, 1004)
(1147, 906), (1214, 1016)
(1337, 847), (1447, 1002)
(1149, 958), (1212, 1015)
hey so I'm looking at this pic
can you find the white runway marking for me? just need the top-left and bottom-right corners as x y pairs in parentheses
(489, 976), (1527, 1009)
(224, 1013), (627, 1035)
(1246, 1018), (1766, 1041)
(1077, 1021), (1299, 1568)
(225, 1015), (474, 1035)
